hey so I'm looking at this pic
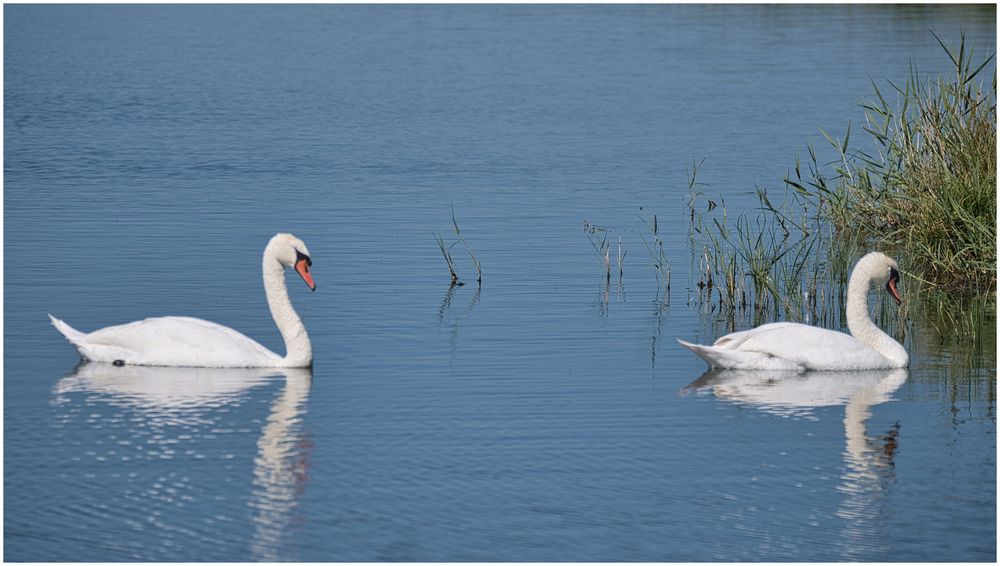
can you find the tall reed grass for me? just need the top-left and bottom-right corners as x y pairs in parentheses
(784, 31), (996, 293)
(684, 32), (994, 344)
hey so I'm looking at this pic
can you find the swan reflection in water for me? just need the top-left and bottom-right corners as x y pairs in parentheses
(53, 363), (312, 561)
(682, 368), (908, 559)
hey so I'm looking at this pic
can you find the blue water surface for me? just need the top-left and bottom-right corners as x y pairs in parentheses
(4, 4), (996, 561)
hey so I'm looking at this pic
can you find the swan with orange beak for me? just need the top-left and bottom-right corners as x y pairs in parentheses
(51, 233), (317, 368)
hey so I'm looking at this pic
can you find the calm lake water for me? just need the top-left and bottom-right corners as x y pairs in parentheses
(4, 4), (996, 562)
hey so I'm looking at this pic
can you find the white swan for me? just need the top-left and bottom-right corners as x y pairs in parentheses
(49, 233), (316, 368)
(678, 251), (908, 371)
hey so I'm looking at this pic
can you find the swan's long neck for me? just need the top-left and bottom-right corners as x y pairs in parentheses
(845, 257), (908, 368)
(263, 248), (312, 368)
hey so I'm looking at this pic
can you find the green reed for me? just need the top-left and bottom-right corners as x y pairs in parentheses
(583, 219), (613, 283)
(688, 181), (821, 321)
(434, 206), (481, 287)
(683, 32), (995, 351)
(617, 236), (627, 285)
(784, 31), (996, 294)
(451, 206), (481, 285)
(638, 210), (670, 304)
(433, 230), (460, 286)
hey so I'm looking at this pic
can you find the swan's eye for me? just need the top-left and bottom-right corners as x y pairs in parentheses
(295, 250), (312, 267)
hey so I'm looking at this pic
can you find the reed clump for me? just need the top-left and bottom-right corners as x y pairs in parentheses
(687, 174), (835, 324)
(785, 31), (996, 294)
(683, 32), (995, 347)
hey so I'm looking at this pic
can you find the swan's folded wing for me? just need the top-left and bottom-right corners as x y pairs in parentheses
(712, 322), (804, 349)
(719, 323), (895, 371)
(84, 316), (282, 367)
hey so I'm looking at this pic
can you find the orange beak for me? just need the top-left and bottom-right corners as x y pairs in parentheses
(295, 258), (316, 291)
(886, 274), (901, 305)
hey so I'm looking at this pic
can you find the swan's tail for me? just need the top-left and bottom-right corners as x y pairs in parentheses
(49, 314), (87, 344)
(678, 338), (766, 369)
(677, 338), (804, 371)
(677, 338), (725, 368)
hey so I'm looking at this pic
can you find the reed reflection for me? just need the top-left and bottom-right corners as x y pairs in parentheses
(438, 282), (481, 362)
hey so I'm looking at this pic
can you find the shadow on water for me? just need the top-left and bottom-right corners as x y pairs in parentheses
(681, 368), (909, 560)
(53, 363), (313, 561)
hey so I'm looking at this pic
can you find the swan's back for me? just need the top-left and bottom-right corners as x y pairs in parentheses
(680, 322), (900, 371)
(51, 315), (283, 368)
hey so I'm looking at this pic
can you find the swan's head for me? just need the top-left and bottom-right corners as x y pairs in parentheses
(859, 251), (901, 305)
(268, 233), (316, 291)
